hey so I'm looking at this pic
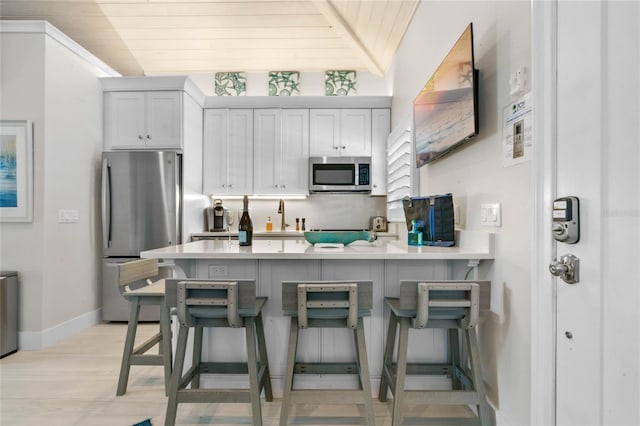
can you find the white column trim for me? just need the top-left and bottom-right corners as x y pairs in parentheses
(531, 1), (558, 425)
(0, 20), (120, 77)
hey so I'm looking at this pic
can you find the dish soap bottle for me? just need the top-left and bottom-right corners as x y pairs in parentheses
(238, 195), (253, 246)
(266, 216), (273, 232)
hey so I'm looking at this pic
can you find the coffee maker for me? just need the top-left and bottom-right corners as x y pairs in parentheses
(205, 198), (228, 231)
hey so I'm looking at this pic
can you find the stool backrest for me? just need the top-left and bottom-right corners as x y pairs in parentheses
(118, 259), (159, 294)
(400, 280), (485, 329)
(176, 280), (256, 328)
(282, 281), (372, 329)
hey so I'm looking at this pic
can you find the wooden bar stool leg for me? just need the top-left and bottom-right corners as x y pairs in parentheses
(245, 317), (263, 426)
(465, 327), (493, 426)
(191, 325), (203, 389)
(165, 324), (189, 426)
(355, 318), (375, 426)
(255, 312), (273, 401)
(379, 311), (398, 402)
(392, 317), (410, 426)
(160, 301), (172, 396)
(117, 297), (141, 396)
(279, 317), (299, 426)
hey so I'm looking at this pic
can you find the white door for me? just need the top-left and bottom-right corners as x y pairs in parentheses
(551, 2), (639, 425)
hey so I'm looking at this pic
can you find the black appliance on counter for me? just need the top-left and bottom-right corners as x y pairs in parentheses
(402, 194), (455, 246)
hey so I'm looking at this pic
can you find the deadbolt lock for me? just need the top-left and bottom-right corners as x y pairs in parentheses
(549, 254), (580, 284)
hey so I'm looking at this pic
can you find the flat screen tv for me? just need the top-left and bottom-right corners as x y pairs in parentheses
(414, 23), (478, 167)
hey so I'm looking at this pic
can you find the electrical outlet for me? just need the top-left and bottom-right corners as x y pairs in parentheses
(57, 209), (79, 223)
(209, 265), (228, 277)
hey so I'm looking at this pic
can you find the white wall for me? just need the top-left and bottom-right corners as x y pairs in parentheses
(212, 194), (387, 233)
(0, 33), (46, 335)
(189, 70), (393, 97)
(390, 2), (532, 425)
(0, 24), (115, 348)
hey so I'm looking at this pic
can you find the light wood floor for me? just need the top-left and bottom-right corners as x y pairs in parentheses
(0, 322), (473, 426)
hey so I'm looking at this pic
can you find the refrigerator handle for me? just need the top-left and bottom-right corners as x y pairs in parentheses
(102, 158), (112, 248)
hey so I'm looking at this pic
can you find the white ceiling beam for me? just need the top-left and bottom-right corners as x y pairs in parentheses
(311, 0), (384, 76)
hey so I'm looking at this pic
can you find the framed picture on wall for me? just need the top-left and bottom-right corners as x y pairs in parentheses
(0, 120), (34, 222)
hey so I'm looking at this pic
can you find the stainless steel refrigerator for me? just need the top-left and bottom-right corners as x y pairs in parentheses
(101, 151), (181, 321)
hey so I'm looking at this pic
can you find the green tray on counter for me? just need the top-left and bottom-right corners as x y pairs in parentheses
(303, 231), (376, 246)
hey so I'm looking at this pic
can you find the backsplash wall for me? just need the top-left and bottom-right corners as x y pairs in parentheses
(194, 194), (387, 234)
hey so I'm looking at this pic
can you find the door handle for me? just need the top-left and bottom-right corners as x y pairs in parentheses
(101, 158), (112, 248)
(549, 254), (579, 284)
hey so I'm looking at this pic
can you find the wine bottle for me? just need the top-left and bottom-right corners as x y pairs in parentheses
(238, 195), (253, 246)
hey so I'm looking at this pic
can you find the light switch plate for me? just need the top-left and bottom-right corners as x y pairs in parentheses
(480, 203), (501, 227)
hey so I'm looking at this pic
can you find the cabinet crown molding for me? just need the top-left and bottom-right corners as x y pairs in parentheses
(203, 96), (392, 109)
(100, 76), (206, 106)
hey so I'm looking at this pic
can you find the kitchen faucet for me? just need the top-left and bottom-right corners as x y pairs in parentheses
(277, 199), (288, 231)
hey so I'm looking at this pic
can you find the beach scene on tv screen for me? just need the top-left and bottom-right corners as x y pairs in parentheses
(414, 24), (475, 167)
(414, 87), (475, 166)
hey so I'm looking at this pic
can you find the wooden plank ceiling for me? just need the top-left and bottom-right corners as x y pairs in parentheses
(0, 0), (419, 76)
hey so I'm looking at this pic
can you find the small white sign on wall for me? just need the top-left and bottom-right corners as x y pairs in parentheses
(502, 92), (533, 167)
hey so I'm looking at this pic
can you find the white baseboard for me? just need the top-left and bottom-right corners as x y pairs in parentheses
(18, 308), (102, 350)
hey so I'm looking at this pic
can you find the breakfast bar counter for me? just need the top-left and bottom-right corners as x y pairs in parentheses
(141, 231), (494, 261)
(140, 232), (495, 396)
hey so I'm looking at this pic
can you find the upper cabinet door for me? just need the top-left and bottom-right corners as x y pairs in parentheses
(227, 109), (254, 195)
(279, 109), (309, 194)
(309, 109), (340, 156)
(203, 109), (229, 194)
(203, 109), (253, 196)
(309, 108), (371, 157)
(105, 91), (182, 150)
(340, 109), (371, 157)
(106, 92), (146, 149)
(145, 91), (182, 148)
(253, 109), (280, 195)
(254, 109), (309, 195)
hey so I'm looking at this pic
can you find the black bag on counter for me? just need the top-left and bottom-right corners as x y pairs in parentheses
(402, 194), (455, 247)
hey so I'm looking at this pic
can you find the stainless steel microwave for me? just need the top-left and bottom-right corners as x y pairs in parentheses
(309, 156), (372, 193)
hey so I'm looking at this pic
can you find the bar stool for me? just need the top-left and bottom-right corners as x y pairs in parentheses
(164, 279), (272, 426)
(378, 280), (492, 426)
(116, 258), (172, 396)
(280, 281), (375, 426)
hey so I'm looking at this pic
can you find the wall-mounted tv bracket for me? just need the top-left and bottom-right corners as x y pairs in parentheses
(552, 196), (580, 244)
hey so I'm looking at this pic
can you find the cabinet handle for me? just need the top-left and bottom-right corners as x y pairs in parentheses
(333, 146), (339, 150)
(222, 184), (226, 188)
(342, 146), (346, 149)
(228, 184), (233, 188)
(146, 135), (151, 140)
(274, 184), (279, 188)
(281, 184), (286, 189)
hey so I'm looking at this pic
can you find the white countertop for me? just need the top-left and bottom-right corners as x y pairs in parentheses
(142, 231), (494, 261)
(191, 230), (399, 239)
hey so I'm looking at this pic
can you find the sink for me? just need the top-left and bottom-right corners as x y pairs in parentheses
(303, 230), (376, 246)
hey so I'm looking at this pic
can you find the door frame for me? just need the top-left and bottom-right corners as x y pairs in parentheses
(531, 1), (558, 424)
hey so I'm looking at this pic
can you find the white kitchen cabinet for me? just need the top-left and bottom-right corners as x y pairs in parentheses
(371, 109), (390, 195)
(203, 109), (253, 195)
(105, 91), (182, 149)
(254, 109), (309, 195)
(309, 109), (371, 157)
